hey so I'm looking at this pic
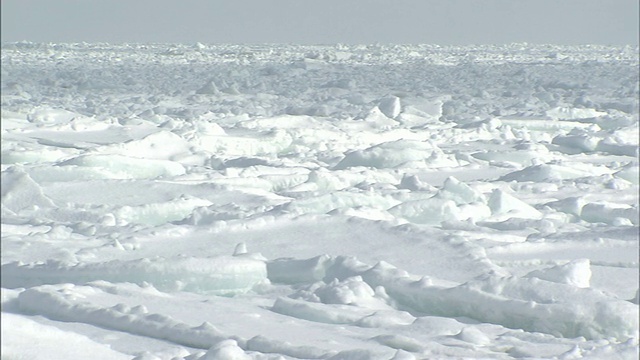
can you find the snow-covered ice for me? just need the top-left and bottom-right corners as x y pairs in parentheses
(1, 42), (639, 359)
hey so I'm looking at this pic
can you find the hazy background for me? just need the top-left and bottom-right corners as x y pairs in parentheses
(2, 0), (638, 45)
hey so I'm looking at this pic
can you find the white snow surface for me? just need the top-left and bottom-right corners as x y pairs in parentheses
(1, 42), (639, 359)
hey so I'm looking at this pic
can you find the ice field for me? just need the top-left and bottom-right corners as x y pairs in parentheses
(1, 42), (639, 359)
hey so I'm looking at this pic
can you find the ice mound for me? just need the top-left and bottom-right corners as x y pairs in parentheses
(58, 154), (186, 179)
(334, 140), (450, 169)
(360, 261), (639, 340)
(193, 130), (293, 157)
(2, 256), (267, 295)
(390, 177), (495, 224)
(581, 202), (639, 225)
(300, 168), (397, 192)
(245, 334), (332, 359)
(280, 276), (416, 328)
(552, 133), (600, 153)
(237, 114), (322, 130)
(546, 106), (608, 120)
(397, 174), (435, 191)
(551, 127), (640, 157)
(1, 147), (77, 165)
(101, 130), (192, 160)
(454, 327), (492, 346)
(17, 284), (230, 349)
(498, 117), (595, 132)
(283, 191), (399, 215)
(525, 259), (592, 288)
(499, 163), (592, 182)
(266, 254), (638, 339)
(272, 297), (371, 326)
(471, 145), (552, 167)
(114, 196), (212, 226)
(27, 108), (83, 125)
(203, 340), (250, 360)
(1, 167), (55, 213)
(2, 313), (131, 360)
(193, 119), (227, 136)
(374, 336), (424, 355)
(596, 138), (640, 157)
(297, 276), (393, 309)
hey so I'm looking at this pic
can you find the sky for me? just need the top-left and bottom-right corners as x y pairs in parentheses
(1, 0), (638, 45)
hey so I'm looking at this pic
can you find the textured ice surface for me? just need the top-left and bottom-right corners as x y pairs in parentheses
(2, 42), (638, 359)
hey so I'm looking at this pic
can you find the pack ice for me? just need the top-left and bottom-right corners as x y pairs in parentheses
(1, 42), (639, 359)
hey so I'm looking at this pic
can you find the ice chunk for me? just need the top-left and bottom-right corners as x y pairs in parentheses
(388, 198), (461, 225)
(378, 96), (402, 119)
(364, 106), (399, 127)
(334, 140), (442, 170)
(233, 243), (248, 256)
(434, 176), (486, 205)
(525, 259), (592, 288)
(397, 174), (435, 191)
(552, 134), (600, 152)
(487, 189), (542, 219)
(614, 164), (639, 185)
(544, 196), (586, 216)
(267, 255), (333, 284)
(196, 79), (221, 95)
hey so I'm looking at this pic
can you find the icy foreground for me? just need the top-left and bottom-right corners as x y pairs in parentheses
(1, 42), (639, 359)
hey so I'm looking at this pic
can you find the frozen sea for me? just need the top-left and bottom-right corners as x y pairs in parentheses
(1, 42), (639, 359)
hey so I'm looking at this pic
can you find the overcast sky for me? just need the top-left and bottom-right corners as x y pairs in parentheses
(2, 0), (638, 45)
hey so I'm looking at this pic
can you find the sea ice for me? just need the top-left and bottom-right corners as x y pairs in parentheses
(1, 42), (637, 359)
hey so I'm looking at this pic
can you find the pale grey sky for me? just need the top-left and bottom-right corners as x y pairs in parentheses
(1, 0), (638, 45)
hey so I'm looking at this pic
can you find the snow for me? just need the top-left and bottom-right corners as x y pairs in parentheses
(1, 42), (639, 359)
